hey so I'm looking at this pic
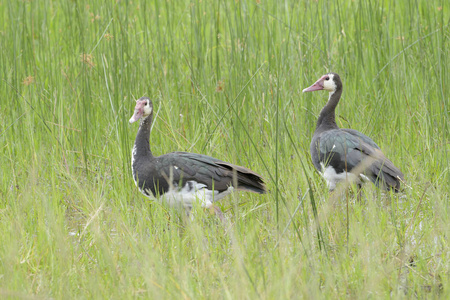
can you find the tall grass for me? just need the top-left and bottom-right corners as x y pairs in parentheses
(0, 0), (448, 298)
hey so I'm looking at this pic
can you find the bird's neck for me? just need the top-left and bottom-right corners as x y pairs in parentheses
(316, 88), (342, 131)
(134, 115), (154, 158)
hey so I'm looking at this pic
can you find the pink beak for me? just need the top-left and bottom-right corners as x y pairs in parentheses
(129, 101), (146, 123)
(302, 75), (326, 93)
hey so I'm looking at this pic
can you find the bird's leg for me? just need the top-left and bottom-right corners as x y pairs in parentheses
(207, 205), (226, 224)
(214, 205), (225, 222)
(357, 184), (363, 202)
(183, 206), (195, 222)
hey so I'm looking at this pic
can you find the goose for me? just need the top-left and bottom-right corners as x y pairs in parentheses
(303, 73), (404, 194)
(129, 97), (266, 218)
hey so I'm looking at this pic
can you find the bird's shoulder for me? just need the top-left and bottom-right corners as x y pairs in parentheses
(340, 128), (380, 149)
(317, 128), (379, 155)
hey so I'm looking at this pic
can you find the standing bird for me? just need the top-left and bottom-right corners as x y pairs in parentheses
(129, 97), (266, 218)
(303, 73), (404, 194)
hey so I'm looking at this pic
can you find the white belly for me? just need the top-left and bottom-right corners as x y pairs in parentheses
(141, 180), (234, 209)
(320, 163), (369, 191)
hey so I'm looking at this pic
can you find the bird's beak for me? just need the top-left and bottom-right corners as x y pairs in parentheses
(129, 107), (144, 123)
(302, 78), (324, 93)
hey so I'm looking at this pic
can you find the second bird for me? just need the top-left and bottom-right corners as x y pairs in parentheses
(303, 73), (404, 194)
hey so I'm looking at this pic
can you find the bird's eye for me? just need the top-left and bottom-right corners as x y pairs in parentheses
(325, 76), (330, 80)
(144, 102), (148, 106)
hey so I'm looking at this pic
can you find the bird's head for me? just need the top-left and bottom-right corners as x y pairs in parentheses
(129, 97), (153, 123)
(302, 73), (342, 94)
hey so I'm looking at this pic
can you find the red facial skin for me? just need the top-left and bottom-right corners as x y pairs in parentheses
(129, 100), (147, 123)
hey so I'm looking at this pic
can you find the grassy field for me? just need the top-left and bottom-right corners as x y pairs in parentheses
(1, 0), (449, 298)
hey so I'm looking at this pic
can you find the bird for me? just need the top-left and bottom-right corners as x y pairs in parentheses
(129, 97), (266, 219)
(302, 73), (404, 195)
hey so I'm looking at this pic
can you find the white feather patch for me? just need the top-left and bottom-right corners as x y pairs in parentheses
(131, 144), (137, 186)
(320, 163), (368, 191)
(138, 180), (234, 208)
(324, 73), (337, 92)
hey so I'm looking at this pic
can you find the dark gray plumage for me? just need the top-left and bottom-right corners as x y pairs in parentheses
(132, 151), (266, 197)
(129, 97), (266, 212)
(303, 73), (404, 192)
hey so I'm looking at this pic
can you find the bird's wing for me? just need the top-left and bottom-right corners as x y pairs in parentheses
(155, 152), (265, 193)
(316, 130), (364, 172)
(316, 129), (403, 190)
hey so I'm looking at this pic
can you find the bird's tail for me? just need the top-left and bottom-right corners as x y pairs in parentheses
(369, 154), (404, 192)
(216, 162), (267, 194)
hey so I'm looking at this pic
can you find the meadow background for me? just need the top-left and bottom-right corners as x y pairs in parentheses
(1, 0), (449, 298)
